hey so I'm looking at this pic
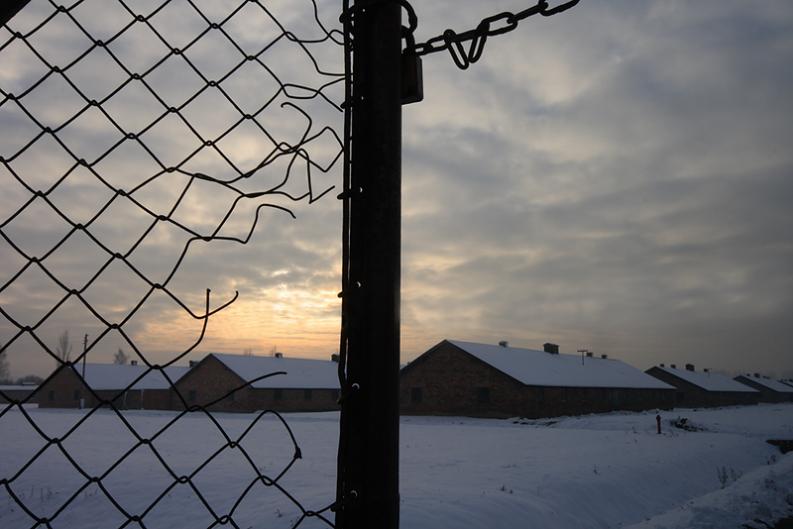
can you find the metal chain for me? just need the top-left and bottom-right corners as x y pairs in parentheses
(407, 0), (581, 69)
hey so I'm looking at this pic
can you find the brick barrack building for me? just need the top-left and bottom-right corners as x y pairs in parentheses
(37, 362), (189, 410)
(174, 353), (340, 413)
(399, 340), (675, 418)
(645, 364), (759, 408)
(733, 373), (793, 403)
(0, 384), (37, 405)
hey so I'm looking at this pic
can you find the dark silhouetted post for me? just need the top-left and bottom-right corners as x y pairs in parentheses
(336, 1), (402, 528)
(656, 414), (661, 434)
(0, 1), (32, 26)
(80, 333), (88, 409)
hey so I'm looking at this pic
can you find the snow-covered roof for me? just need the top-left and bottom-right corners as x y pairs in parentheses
(211, 353), (339, 389)
(737, 374), (793, 393)
(71, 363), (189, 390)
(448, 340), (674, 390)
(655, 366), (758, 393)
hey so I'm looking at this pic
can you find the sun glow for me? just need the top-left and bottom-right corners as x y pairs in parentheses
(135, 283), (341, 360)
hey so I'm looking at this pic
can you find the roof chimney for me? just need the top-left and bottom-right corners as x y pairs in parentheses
(274, 352), (283, 359)
(670, 364), (676, 369)
(703, 368), (710, 373)
(498, 340), (509, 348)
(660, 363), (665, 367)
(130, 360), (138, 366)
(754, 372), (760, 378)
(600, 354), (608, 359)
(543, 343), (559, 355)
(586, 352), (593, 358)
(685, 363), (694, 372)
(331, 353), (340, 363)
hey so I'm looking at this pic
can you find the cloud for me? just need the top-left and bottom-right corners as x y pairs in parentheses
(2, 0), (792, 380)
(401, 0), (793, 376)
(0, 0), (344, 376)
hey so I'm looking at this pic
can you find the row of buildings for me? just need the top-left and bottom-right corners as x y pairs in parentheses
(2, 339), (791, 418)
(398, 340), (790, 417)
(10, 352), (340, 413)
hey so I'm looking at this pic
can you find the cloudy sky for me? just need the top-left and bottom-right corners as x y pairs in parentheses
(1, 0), (792, 379)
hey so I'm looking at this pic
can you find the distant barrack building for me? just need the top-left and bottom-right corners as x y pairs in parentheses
(645, 364), (759, 408)
(399, 340), (675, 418)
(35, 353), (340, 413)
(0, 384), (38, 405)
(175, 353), (340, 413)
(38, 362), (190, 410)
(733, 373), (793, 403)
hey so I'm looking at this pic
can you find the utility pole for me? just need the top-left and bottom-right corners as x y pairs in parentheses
(80, 333), (88, 409)
(336, 1), (402, 528)
(577, 348), (590, 365)
(82, 334), (88, 379)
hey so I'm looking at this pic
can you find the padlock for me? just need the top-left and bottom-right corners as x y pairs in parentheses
(401, 51), (423, 105)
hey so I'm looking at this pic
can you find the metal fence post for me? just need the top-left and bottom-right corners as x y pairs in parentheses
(0, 1), (31, 26)
(337, 0), (402, 528)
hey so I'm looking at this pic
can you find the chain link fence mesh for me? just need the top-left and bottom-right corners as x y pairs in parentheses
(1, 0), (344, 527)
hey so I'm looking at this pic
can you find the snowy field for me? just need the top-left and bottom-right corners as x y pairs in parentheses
(1, 404), (792, 529)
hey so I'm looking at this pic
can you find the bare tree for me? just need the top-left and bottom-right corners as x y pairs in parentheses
(113, 348), (129, 365)
(55, 330), (73, 366)
(0, 352), (10, 384)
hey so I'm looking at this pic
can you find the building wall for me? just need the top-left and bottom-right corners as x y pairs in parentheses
(37, 366), (91, 409)
(173, 355), (250, 412)
(0, 386), (37, 405)
(645, 367), (759, 408)
(400, 341), (675, 418)
(105, 389), (175, 410)
(173, 355), (339, 413)
(248, 388), (339, 413)
(521, 385), (674, 418)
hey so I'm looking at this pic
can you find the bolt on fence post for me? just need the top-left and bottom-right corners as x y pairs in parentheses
(336, 1), (402, 528)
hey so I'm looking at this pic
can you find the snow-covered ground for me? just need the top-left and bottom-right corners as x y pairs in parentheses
(626, 455), (793, 529)
(400, 406), (793, 529)
(1, 404), (791, 528)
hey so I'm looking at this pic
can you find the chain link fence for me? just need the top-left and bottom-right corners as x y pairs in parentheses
(1, 0), (344, 527)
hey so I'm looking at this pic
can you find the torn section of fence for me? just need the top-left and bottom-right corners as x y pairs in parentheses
(1, 1), (343, 527)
